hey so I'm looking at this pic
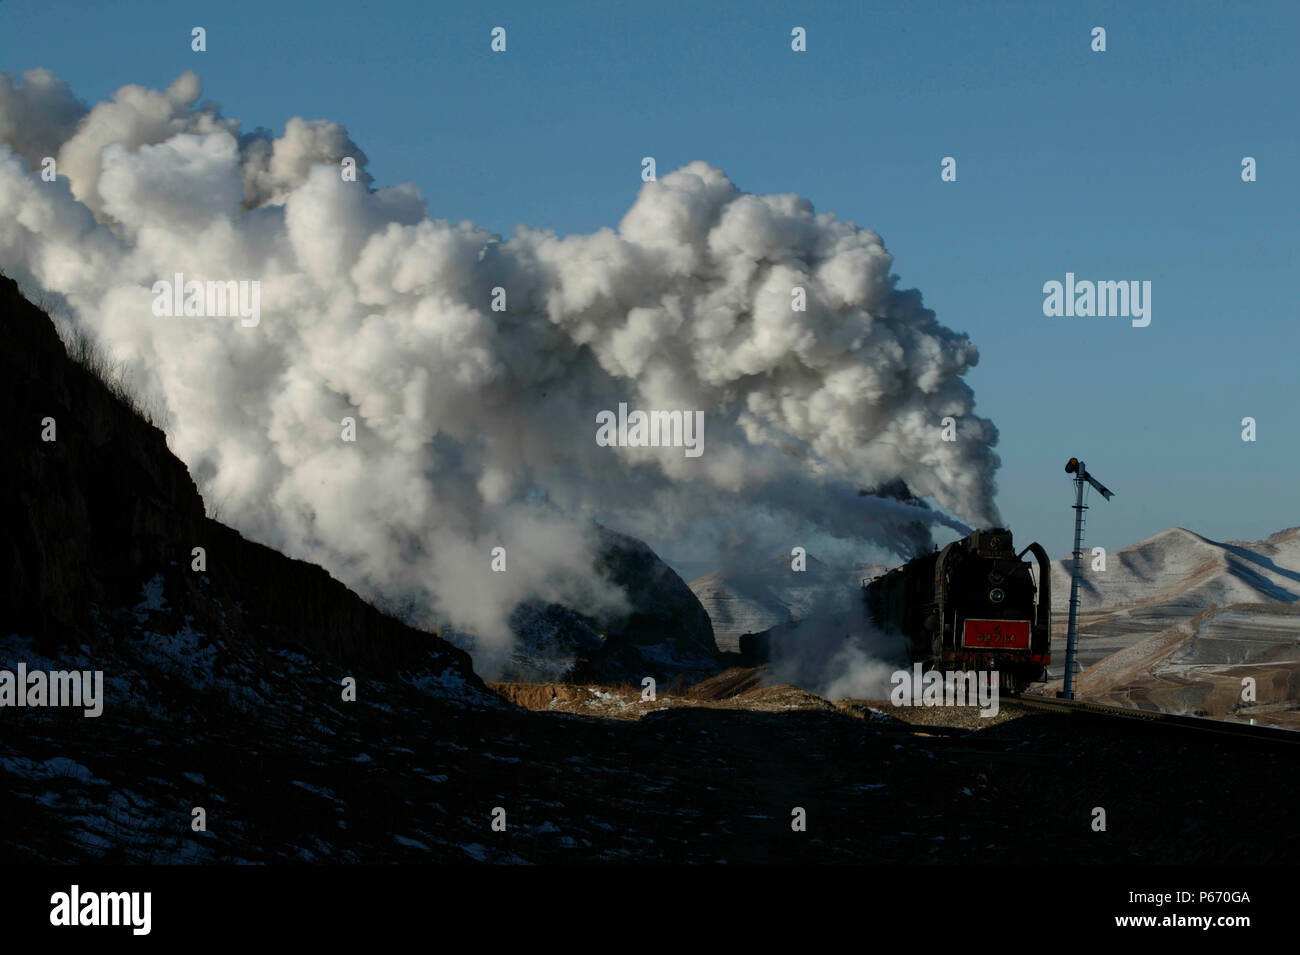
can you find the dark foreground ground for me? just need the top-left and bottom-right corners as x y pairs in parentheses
(3, 672), (1296, 864)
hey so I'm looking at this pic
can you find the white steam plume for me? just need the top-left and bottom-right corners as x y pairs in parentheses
(0, 70), (1000, 670)
(765, 595), (909, 701)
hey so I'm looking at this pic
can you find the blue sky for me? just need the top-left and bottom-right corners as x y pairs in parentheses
(3, 0), (1296, 558)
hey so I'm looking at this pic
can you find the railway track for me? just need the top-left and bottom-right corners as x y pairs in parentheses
(1014, 693), (1300, 747)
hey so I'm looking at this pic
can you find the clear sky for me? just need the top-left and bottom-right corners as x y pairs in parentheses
(3, 0), (1296, 558)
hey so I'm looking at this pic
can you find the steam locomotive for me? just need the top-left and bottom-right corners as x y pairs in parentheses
(863, 527), (1051, 693)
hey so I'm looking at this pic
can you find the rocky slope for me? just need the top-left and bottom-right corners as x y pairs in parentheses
(0, 273), (488, 695)
(1, 273), (512, 861)
(497, 527), (719, 684)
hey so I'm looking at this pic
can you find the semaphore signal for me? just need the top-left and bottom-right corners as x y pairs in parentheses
(1062, 457), (1115, 700)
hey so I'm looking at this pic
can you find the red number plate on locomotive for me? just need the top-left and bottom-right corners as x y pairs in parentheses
(962, 619), (1031, 649)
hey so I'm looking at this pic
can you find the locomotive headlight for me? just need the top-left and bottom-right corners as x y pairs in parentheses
(989, 571), (1004, 584)
(989, 587), (1005, 604)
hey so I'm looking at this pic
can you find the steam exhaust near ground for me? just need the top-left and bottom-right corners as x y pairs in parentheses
(765, 590), (910, 701)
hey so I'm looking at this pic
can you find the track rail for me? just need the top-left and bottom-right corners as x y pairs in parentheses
(1015, 693), (1300, 747)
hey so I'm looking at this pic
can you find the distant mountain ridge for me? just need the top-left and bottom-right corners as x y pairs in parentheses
(1051, 525), (1300, 617)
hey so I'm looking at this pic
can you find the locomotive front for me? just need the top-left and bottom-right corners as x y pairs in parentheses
(865, 527), (1052, 693)
(936, 529), (1051, 690)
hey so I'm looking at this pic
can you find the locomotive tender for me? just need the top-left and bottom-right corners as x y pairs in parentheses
(864, 528), (1051, 692)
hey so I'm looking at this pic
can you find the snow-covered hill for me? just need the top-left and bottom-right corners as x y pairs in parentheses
(1047, 526), (1300, 672)
(1051, 526), (1300, 616)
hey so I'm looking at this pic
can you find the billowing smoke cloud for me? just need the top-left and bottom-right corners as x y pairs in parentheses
(0, 70), (1000, 671)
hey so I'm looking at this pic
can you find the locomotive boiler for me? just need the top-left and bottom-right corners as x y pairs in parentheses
(864, 528), (1051, 692)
